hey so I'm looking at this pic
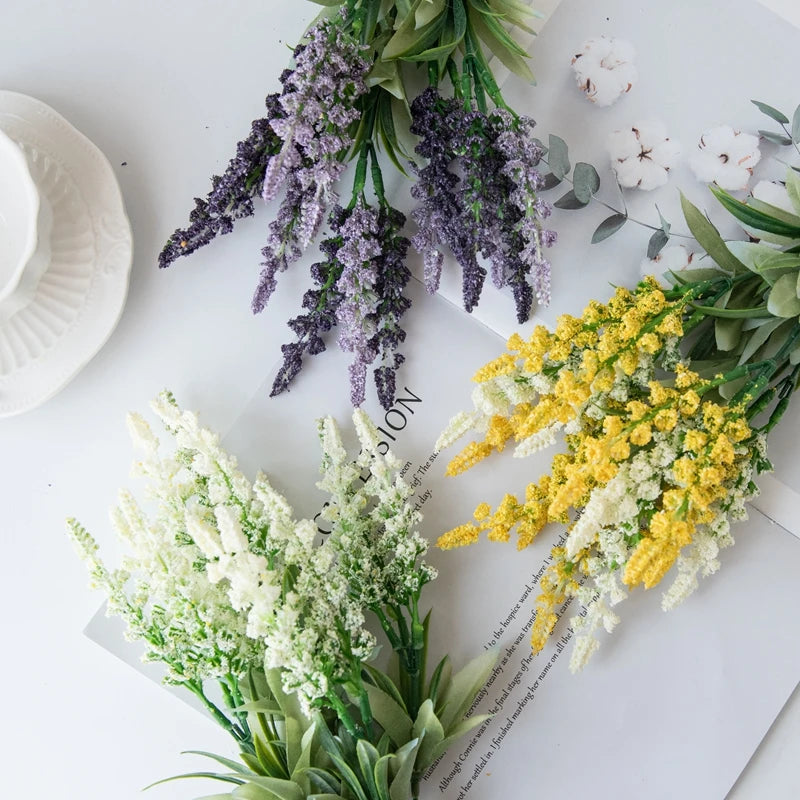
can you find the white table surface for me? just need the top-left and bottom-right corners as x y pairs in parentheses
(1, 2), (798, 798)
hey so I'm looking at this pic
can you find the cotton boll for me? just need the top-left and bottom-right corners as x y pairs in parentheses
(571, 36), (637, 107)
(608, 121), (680, 191)
(640, 244), (696, 281)
(751, 180), (794, 213)
(688, 125), (761, 190)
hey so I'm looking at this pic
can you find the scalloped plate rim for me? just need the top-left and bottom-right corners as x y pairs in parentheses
(0, 90), (133, 417)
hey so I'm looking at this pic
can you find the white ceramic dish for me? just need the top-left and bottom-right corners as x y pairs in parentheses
(0, 126), (39, 304)
(0, 91), (133, 417)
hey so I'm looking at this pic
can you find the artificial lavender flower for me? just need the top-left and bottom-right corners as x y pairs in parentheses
(159, 94), (283, 269)
(409, 90), (556, 321)
(271, 202), (411, 410)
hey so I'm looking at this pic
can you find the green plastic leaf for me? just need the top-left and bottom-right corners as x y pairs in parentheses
(710, 185), (800, 238)
(689, 303), (770, 319)
(469, 6), (534, 82)
(767, 273), (800, 317)
(554, 189), (588, 210)
(388, 737), (422, 800)
(231, 700), (284, 715)
(427, 654), (452, 712)
(786, 169), (800, 217)
(726, 240), (800, 285)
(758, 130), (793, 146)
(438, 649), (497, 733)
(790, 340), (800, 365)
(266, 669), (305, 770)
(307, 0), (345, 5)
(591, 213), (627, 243)
(666, 267), (730, 286)
(356, 740), (379, 799)
(715, 317), (744, 351)
(234, 776), (305, 800)
(647, 228), (669, 259)
(303, 767), (342, 795)
(751, 99), (789, 124)
(412, 699), (446, 769)
(429, 713), (493, 763)
(739, 317), (786, 364)
(416, 0), (446, 27)
(373, 754), (393, 800)
(144, 772), (245, 790)
(572, 162), (600, 203)
(487, 0), (536, 32)
(793, 104), (800, 144)
(680, 192), (747, 274)
(547, 134), (570, 180)
(255, 733), (288, 778)
(363, 683), (414, 746)
(307, 795), (346, 800)
(182, 751), (255, 775)
(363, 664), (408, 711)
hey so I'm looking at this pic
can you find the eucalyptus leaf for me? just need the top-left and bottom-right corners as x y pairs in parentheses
(540, 172), (562, 190)
(767, 273), (800, 317)
(554, 189), (588, 210)
(751, 99), (789, 124)
(647, 228), (669, 259)
(793, 104), (800, 144)
(572, 162), (600, 203)
(547, 134), (570, 180)
(758, 130), (793, 146)
(591, 213), (627, 243)
(680, 192), (747, 274)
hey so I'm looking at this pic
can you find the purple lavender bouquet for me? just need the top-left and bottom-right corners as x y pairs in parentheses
(160, 0), (555, 409)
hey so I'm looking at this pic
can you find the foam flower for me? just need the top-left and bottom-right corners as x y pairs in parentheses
(571, 35), (637, 107)
(688, 125), (761, 190)
(607, 121), (681, 191)
(639, 244), (696, 281)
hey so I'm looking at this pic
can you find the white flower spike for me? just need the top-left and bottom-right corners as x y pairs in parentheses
(571, 36), (637, 107)
(688, 125), (761, 190)
(607, 121), (681, 191)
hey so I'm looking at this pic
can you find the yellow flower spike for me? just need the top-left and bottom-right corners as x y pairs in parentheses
(656, 313), (683, 337)
(609, 438), (631, 462)
(710, 434), (735, 465)
(445, 441), (494, 476)
(618, 349), (639, 375)
(638, 332), (661, 354)
(678, 389), (701, 416)
(683, 429), (708, 453)
(603, 416), (624, 437)
(473, 502), (491, 521)
(555, 314), (582, 342)
(437, 523), (482, 550)
(724, 416), (751, 443)
(619, 308), (645, 340)
(592, 368), (615, 393)
(675, 363), (701, 388)
(487, 493), (520, 542)
(672, 457), (695, 486)
(594, 460), (619, 483)
(637, 287), (666, 315)
(654, 408), (679, 432)
(582, 299), (607, 326)
(629, 422), (652, 446)
(472, 353), (517, 382)
(548, 340), (571, 361)
(626, 400), (649, 421)
(702, 403), (725, 433)
(485, 415), (514, 451)
(506, 332), (525, 352)
(699, 466), (723, 487)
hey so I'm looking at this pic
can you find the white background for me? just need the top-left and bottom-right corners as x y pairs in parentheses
(1, 1), (798, 798)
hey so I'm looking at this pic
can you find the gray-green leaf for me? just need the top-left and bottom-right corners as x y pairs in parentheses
(647, 228), (669, 259)
(553, 189), (588, 210)
(680, 192), (747, 273)
(591, 213), (627, 243)
(715, 317), (744, 351)
(793, 104), (800, 144)
(572, 162), (600, 203)
(548, 134), (570, 180)
(438, 649), (497, 733)
(758, 130), (793, 146)
(751, 99), (789, 124)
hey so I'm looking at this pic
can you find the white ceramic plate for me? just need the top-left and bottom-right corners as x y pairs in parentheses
(0, 91), (132, 417)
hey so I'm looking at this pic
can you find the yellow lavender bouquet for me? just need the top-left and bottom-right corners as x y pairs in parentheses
(435, 172), (800, 670)
(159, 0), (555, 410)
(68, 392), (495, 800)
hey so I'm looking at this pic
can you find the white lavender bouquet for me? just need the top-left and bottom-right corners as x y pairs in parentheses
(159, 0), (555, 410)
(68, 392), (495, 800)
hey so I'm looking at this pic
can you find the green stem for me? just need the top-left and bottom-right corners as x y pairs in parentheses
(326, 690), (363, 738)
(182, 680), (250, 749)
(368, 142), (386, 205)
